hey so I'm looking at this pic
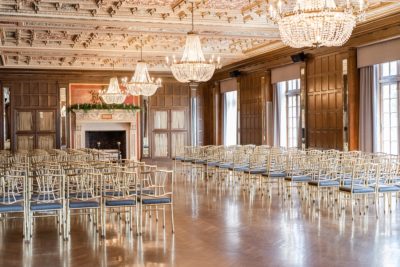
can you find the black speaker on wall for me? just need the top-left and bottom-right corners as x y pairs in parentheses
(229, 70), (241, 77)
(291, 52), (307, 63)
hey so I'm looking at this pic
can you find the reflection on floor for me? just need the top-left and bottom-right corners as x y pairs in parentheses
(1, 163), (400, 267)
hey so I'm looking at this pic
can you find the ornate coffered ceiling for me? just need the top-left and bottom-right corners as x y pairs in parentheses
(0, 0), (399, 71)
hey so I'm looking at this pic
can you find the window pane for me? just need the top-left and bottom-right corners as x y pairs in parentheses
(382, 85), (390, 98)
(390, 61), (397, 76)
(382, 63), (390, 77)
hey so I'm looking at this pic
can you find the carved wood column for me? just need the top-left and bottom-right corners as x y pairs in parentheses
(299, 62), (307, 149)
(213, 81), (221, 145)
(189, 82), (199, 146)
(261, 71), (273, 145)
(347, 48), (360, 151)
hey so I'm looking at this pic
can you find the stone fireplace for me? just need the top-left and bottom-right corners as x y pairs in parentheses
(85, 131), (127, 159)
(72, 110), (138, 160)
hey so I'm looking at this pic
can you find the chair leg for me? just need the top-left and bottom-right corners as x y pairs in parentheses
(101, 206), (106, 238)
(170, 204), (175, 234)
(135, 206), (139, 236)
(351, 194), (354, 221)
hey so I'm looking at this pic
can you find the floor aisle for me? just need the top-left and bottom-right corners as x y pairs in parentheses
(1, 167), (400, 267)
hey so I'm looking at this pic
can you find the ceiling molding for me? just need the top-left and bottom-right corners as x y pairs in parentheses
(0, 0), (398, 71)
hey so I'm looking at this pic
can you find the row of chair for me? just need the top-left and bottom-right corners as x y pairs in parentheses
(0, 150), (174, 241)
(174, 145), (400, 219)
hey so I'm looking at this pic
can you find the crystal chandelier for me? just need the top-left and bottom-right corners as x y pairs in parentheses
(99, 76), (127, 104)
(167, 2), (221, 83)
(268, 0), (366, 48)
(122, 40), (162, 97)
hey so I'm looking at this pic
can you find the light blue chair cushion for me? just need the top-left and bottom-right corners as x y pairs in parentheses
(308, 180), (340, 187)
(207, 161), (219, 167)
(376, 185), (400, 193)
(141, 198), (171, 205)
(105, 199), (136, 206)
(31, 202), (63, 211)
(229, 165), (249, 171)
(218, 162), (233, 169)
(174, 156), (184, 161)
(0, 204), (24, 213)
(339, 185), (374, 194)
(243, 167), (267, 174)
(262, 172), (286, 178)
(193, 159), (206, 164)
(69, 201), (100, 209)
(285, 175), (311, 182)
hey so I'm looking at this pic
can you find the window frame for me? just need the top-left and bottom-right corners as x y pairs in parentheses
(282, 79), (301, 148)
(223, 90), (238, 146)
(377, 60), (400, 155)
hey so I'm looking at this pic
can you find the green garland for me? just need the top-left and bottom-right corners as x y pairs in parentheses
(68, 103), (140, 113)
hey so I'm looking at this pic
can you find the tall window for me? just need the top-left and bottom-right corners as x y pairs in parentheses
(378, 60), (400, 155)
(277, 79), (300, 148)
(223, 91), (237, 146)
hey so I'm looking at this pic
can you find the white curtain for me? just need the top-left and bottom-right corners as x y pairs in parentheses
(359, 66), (377, 152)
(273, 83), (286, 147)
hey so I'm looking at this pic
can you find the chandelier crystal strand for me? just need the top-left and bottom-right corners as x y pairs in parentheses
(123, 38), (162, 96)
(268, 0), (366, 48)
(99, 77), (127, 104)
(168, 2), (221, 83)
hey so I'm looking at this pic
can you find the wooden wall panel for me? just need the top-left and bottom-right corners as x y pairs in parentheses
(306, 53), (345, 150)
(200, 82), (214, 145)
(239, 72), (264, 145)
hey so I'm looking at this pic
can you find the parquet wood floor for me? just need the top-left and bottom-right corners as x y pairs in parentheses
(0, 162), (400, 267)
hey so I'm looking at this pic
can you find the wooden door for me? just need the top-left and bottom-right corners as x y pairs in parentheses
(11, 81), (60, 151)
(151, 108), (188, 159)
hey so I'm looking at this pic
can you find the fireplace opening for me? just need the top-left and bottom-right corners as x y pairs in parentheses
(85, 131), (126, 159)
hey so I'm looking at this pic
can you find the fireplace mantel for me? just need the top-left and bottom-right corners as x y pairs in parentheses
(72, 109), (138, 160)
(73, 109), (138, 122)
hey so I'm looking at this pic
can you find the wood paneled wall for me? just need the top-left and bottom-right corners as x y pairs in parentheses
(239, 72), (264, 145)
(306, 52), (345, 149)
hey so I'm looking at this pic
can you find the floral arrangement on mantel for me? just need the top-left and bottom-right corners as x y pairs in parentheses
(68, 103), (140, 113)
(68, 90), (140, 113)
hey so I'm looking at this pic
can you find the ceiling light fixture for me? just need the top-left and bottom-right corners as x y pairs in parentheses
(167, 2), (221, 83)
(268, 0), (366, 48)
(99, 64), (127, 104)
(123, 39), (162, 97)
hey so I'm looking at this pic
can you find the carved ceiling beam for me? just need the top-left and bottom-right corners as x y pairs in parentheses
(15, 29), (21, 46)
(0, 14), (277, 37)
(29, 29), (35, 46)
(55, 2), (62, 10)
(32, 0), (40, 13)
(0, 54), (5, 66)
(0, 45), (241, 59)
(0, 28), (5, 45)
(69, 57), (77, 66)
